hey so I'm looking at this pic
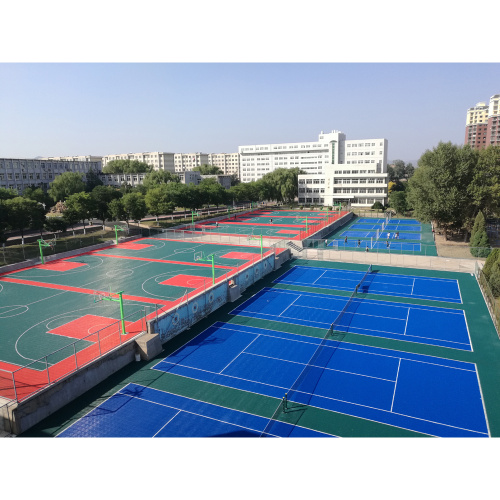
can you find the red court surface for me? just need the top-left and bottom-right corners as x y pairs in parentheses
(39, 261), (87, 272)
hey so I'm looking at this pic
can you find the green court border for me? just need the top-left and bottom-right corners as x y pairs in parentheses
(22, 256), (499, 438)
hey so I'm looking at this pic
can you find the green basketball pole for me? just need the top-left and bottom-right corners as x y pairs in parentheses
(98, 290), (126, 335)
(191, 210), (200, 227)
(249, 233), (263, 258)
(113, 225), (125, 245)
(37, 239), (52, 265)
(197, 254), (215, 284)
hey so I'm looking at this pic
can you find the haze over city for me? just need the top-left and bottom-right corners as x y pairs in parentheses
(1, 63), (499, 165)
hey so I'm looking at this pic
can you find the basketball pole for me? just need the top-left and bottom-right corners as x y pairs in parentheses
(98, 291), (126, 335)
(113, 225), (125, 245)
(37, 239), (53, 265)
(197, 253), (215, 285)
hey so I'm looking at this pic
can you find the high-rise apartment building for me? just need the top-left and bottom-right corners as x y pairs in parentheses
(465, 94), (500, 149)
(207, 153), (239, 176)
(174, 153), (209, 173)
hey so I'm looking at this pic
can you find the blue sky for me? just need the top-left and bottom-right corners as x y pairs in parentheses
(1, 63), (499, 163)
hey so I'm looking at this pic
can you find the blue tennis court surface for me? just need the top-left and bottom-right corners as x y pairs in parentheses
(58, 382), (332, 437)
(357, 218), (421, 225)
(340, 230), (421, 240)
(231, 288), (471, 350)
(152, 322), (488, 437)
(274, 266), (462, 303)
(350, 223), (422, 232)
(329, 240), (422, 252)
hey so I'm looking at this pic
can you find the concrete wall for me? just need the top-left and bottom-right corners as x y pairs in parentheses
(1, 339), (137, 435)
(301, 247), (478, 274)
(303, 211), (354, 242)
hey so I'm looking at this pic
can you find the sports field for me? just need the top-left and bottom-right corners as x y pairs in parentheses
(0, 237), (276, 401)
(324, 215), (437, 255)
(22, 256), (499, 439)
(187, 208), (349, 240)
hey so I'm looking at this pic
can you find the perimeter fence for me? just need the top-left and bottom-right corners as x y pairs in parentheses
(0, 304), (156, 403)
(1, 227), (143, 267)
(474, 261), (500, 339)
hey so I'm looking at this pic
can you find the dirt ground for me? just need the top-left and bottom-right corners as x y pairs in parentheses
(434, 230), (485, 260)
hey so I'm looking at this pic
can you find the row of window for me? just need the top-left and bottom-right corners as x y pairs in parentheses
(333, 188), (384, 193)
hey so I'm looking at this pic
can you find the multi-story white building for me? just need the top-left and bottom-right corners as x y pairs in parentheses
(178, 171), (232, 189)
(102, 152), (175, 173)
(174, 153), (209, 173)
(207, 153), (240, 176)
(239, 131), (388, 207)
(0, 157), (101, 195)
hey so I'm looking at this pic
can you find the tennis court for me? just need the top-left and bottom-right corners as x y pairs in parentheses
(273, 265), (462, 303)
(231, 287), (471, 350)
(57, 382), (332, 437)
(339, 230), (421, 240)
(148, 322), (487, 437)
(329, 240), (421, 252)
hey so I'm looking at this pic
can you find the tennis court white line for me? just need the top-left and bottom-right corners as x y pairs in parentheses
(390, 359), (401, 412)
(117, 390), (269, 437)
(312, 270), (328, 285)
(152, 409), (181, 437)
(217, 323), (476, 372)
(243, 350), (397, 383)
(403, 308), (410, 335)
(260, 287), (466, 314)
(278, 295), (301, 317)
(218, 335), (261, 374)
(474, 367), (491, 437)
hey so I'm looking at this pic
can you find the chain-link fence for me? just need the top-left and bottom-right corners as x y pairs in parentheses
(1, 227), (143, 267)
(475, 261), (500, 338)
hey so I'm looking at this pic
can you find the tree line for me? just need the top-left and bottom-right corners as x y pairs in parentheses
(0, 161), (303, 244)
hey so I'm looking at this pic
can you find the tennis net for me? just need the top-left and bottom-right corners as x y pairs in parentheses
(259, 265), (373, 437)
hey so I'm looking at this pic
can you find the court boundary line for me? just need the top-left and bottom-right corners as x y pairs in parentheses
(153, 321), (487, 435)
(155, 359), (487, 437)
(390, 359), (401, 412)
(474, 367), (491, 437)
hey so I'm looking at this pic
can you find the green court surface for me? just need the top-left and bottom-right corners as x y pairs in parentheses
(20, 257), (500, 438)
(0, 238), (274, 401)
(183, 208), (349, 240)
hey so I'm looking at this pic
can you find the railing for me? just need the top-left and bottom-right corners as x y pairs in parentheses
(0, 227), (143, 267)
(1, 305), (153, 403)
(475, 261), (500, 338)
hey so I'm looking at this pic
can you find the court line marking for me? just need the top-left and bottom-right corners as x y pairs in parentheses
(246, 308), (472, 348)
(474, 367), (491, 437)
(155, 360), (487, 437)
(278, 295), (301, 317)
(390, 359), (401, 412)
(218, 335), (261, 374)
(241, 350), (397, 383)
(216, 323), (476, 372)
(120, 383), (335, 437)
(152, 409), (182, 437)
(403, 308), (410, 335)
(255, 287), (465, 314)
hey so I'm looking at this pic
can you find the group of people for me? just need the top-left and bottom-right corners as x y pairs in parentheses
(342, 230), (400, 249)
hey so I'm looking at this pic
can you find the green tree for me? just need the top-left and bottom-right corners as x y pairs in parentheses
(468, 146), (500, 215)
(48, 171), (86, 202)
(121, 192), (148, 226)
(193, 164), (223, 175)
(0, 188), (17, 244)
(65, 192), (96, 234)
(84, 169), (104, 192)
(142, 170), (179, 190)
(371, 201), (384, 211)
(44, 217), (68, 234)
(4, 197), (46, 243)
(91, 185), (122, 226)
(198, 178), (227, 207)
(145, 185), (175, 221)
(482, 248), (500, 282)
(489, 262), (500, 297)
(108, 198), (127, 223)
(102, 160), (152, 174)
(470, 211), (486, 243)
(406, 142), (478, 238)
(390, 191), (408, 215)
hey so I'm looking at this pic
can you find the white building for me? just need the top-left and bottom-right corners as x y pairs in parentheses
(178, 171), (232, 189)
(0, 157), (101, 195)
(102, 152), (175, 173)
(239, 131), (388, 207)
(207, 153), (240, 176)
(174, 153), (209, 173)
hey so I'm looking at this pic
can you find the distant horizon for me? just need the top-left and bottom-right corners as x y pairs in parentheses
(1, 63), (499, 163)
